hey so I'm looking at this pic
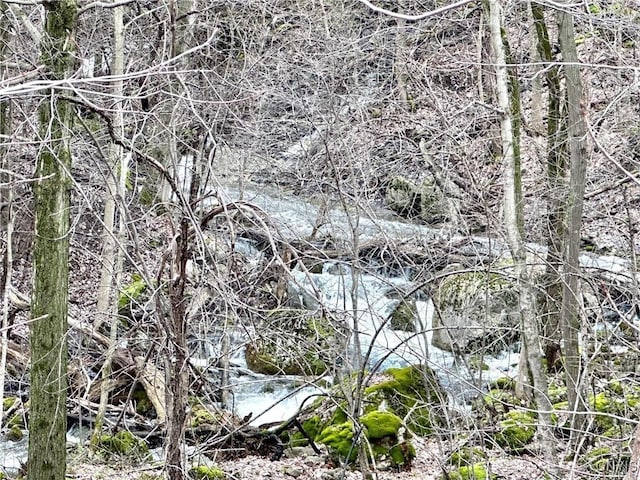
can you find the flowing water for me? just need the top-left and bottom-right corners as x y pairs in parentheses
(198, 185), (524, 426)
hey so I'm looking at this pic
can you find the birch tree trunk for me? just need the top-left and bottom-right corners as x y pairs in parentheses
(93, 0), (127, 442)
(488, 0), (556, 461)
(29, 2), (77, 479)
(557, 5), (589, 443)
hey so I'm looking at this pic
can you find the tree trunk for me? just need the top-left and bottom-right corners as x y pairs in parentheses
(93, 0), (127, 443)
(557, 6), (589, 444)
(28, 2), (77, 480)
(487, 0), (556, 461)
(0, 1), (12, 426)
(531, 2), (566, 372)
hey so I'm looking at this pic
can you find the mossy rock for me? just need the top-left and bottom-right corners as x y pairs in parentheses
(284, 414), (326, 448)
(494, 410), (536, 452)
(432, 271), (519, 354)
(582, 445), (630, 474)
(133, 387), (155, 417)
(385, 176), (422, 218)
(189, 465), (226, 480)
(8, 413), (24, 428)
(365, 365), (446, 435)
(588, 392), (624, 432)
(384, 175), (447, 224)
(296, 366), (443, 467)
(316, 421), (357, 462)
(118, 273), (147, 312)
(547, 384), (567, 404)
(360, 411), (402, 439)
(488, 377), (514, 391)
(191, 403), (217, 428)
(95, 430), (149, 458)
(2, 397), (17, 411)
(389, 299), (417, 332)
(482, 388), (523, 416)
(448, 447), (487, 467)
(442, 463), (497, 480)
(4, 425), (23, 442)
(244, 310), (342, 375)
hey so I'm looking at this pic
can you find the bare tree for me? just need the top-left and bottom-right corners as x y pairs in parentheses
(557, 1), (590, 445)
(29, 2), (77, 479)
(487, 0), (555, 461)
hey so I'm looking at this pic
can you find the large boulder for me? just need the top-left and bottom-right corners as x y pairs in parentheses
(287, 365), (447, 469)
(431, 270), (519, 354)
(385, 175), (448, 225)
(245, 309), (345, 376)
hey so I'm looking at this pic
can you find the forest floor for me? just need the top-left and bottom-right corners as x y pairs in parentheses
(66, 436), (564, 480)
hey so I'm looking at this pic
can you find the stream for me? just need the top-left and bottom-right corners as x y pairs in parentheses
(0, 183), (632, 470)
(195, 185), (525, 426)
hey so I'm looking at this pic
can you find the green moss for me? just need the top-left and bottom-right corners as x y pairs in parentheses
(138, 187), (156, 207)
(607, 381), (624, 395)
(360, 411), (402, 439)
(8, 413), (24, 428)
(449, 447), (487, 467)
(5, 425), (23, 442)
(488, 377), (514, 390)
(2, 396), (16, 410)
(589, 392), (615, 431)
(191, 404), (216, 428)
(443, 463), (496, 480)
(483, 388), (521, 415)
(494, 410), (536, 452)
(118, 273), (146, 311)
(96, 430), (149, 457)
(389, 442), (416, 466)
(133, 388), (155, 417)
(189, 465), (226, 480)
(583, 446), (612, 472)
(547, 385), (567, 404)
(317, 421), (356, 462)
(365, 365), (445, 435)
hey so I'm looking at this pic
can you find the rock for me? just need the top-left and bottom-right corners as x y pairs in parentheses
(431, 270), (520, 353)
(494, 410), (536, 453)
(94, 430), (149, 458)
(384, 175), (448, 225)
(245, 309), (345, 375)
(364, 365), (447, 436)
(441, 463), (496, 480)
(388, 299), (417, 332)
(189, 465), (226, 480)
(290, 364), (444, 468)
(281, 465), (303, 477)
(5, 425), (23, 442)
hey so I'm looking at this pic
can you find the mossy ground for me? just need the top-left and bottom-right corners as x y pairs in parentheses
(189, 465), (226, 480)
(442, 463), (496, 480)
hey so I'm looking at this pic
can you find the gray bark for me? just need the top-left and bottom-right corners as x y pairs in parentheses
(488, 0), (556, 461)
(557, 6), (590, 443)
